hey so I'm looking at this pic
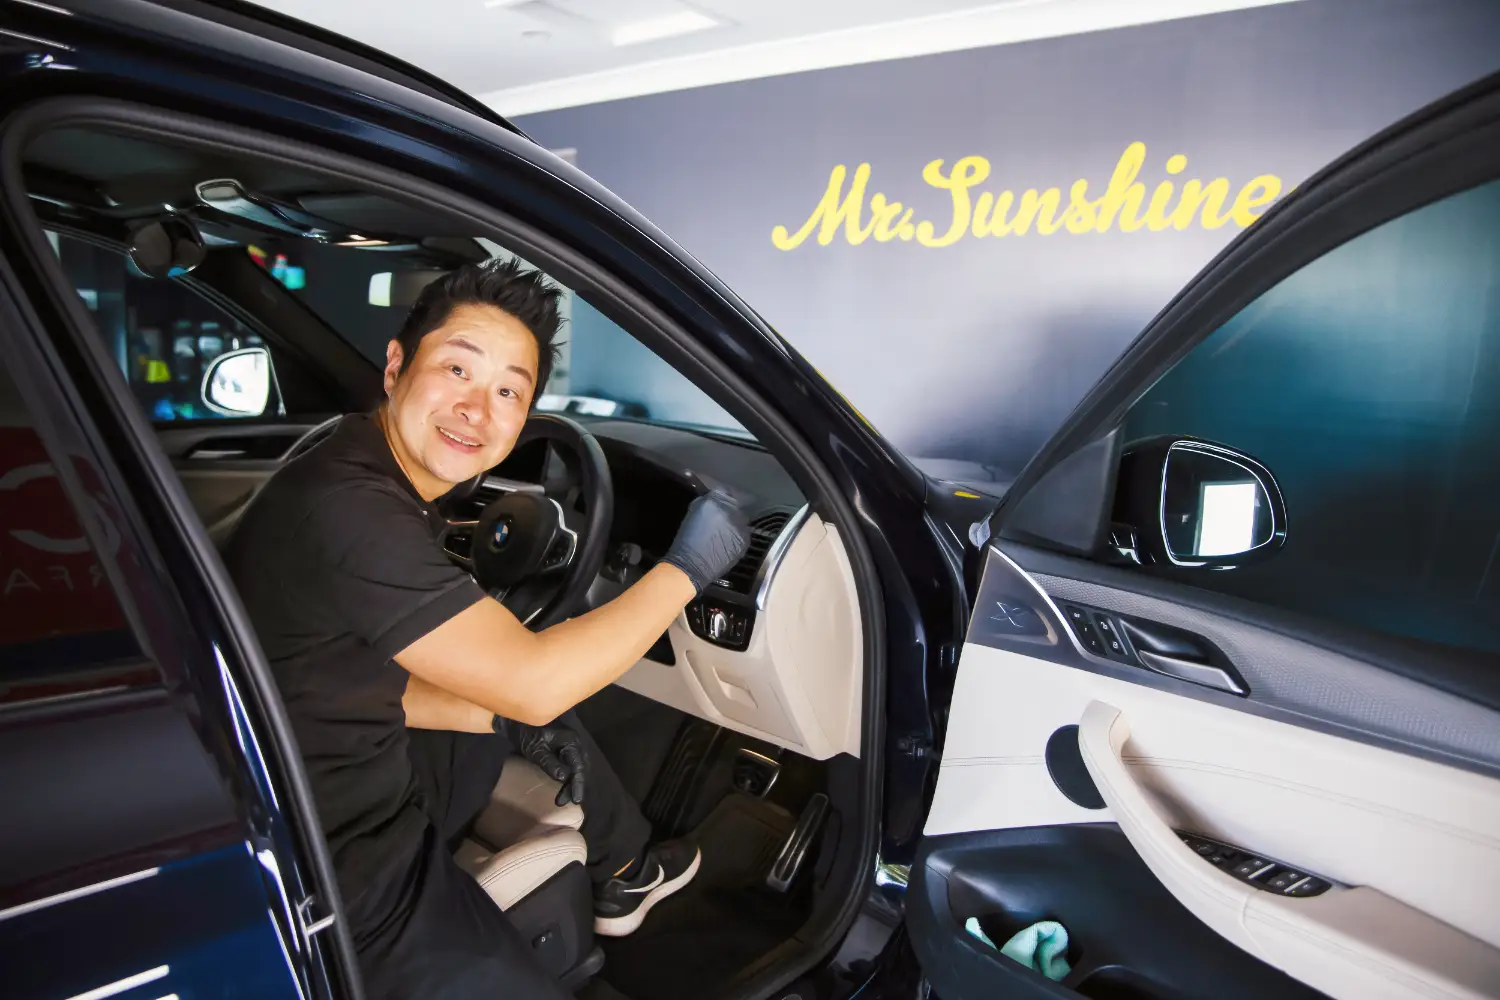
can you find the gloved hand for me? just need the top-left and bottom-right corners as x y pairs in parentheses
(493, 717), (586, 806)
(661, 488), (752, 594)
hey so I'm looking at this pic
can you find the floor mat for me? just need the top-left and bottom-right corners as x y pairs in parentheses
(598, 794), (811, 1000)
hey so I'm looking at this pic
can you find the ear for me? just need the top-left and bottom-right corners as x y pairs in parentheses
(383, 340), (404, 397)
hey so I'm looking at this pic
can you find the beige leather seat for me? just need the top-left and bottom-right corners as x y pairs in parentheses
(454, 758), (587, 910)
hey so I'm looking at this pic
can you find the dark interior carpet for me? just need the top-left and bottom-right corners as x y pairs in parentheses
(575, 684), (688, 805)
(597, 794), (810, 1000)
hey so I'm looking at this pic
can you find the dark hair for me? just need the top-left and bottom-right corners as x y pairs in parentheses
(395, 258), (563, 402)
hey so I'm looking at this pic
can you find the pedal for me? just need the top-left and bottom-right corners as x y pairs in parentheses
(765, 792), (829, 893)
(732, 748), (781, 797)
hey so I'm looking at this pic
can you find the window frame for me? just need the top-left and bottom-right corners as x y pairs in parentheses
(1113, 177), (1500, 652)
(994, 70), (1500, 548)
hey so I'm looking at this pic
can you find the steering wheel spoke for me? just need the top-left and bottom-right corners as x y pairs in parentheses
(437, 519), (479, 569)
(537, 515), (579, 575)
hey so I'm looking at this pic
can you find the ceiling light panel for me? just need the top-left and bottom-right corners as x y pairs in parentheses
(612, 10), (719, 46)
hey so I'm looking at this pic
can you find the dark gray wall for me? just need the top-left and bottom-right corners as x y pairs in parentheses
(517, 0), (1500, 482)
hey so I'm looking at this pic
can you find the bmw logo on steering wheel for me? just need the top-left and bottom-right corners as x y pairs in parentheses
(491, 517), (512, 551)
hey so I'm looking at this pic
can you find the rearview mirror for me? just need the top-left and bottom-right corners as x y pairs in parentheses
(128, 216), (206, 279)
(1113, 437), (1286, 569)
(202, 347), (270, 416)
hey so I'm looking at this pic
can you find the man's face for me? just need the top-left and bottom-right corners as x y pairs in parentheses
(382, 303), (539, 499)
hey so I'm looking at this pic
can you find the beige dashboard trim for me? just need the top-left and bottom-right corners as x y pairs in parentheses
(614, 511), (862, 759)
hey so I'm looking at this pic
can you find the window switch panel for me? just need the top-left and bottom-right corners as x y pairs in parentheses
(1176, 832), (1331, 897)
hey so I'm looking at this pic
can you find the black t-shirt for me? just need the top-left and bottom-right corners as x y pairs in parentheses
(225, 413), (484, 926)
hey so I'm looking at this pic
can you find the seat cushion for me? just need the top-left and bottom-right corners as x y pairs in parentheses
(455, 827), (588, 911)
(456, 758), (588, 912)
(473, 758), (584, 848)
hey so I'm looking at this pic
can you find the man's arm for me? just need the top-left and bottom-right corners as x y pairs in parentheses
(395, 490), (747, 726)
(397, 563), (695, 726)
(403, 672), (495, 732)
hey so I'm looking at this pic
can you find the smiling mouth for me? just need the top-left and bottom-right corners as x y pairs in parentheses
(437, 426), (482, 449)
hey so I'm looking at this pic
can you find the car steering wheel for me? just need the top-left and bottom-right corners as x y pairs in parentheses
(438, 414), (613, 630)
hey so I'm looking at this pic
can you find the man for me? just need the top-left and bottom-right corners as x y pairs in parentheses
(225, 259), (751, 999)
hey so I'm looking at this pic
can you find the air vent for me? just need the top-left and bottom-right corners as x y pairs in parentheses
(717, 510), (793, 594)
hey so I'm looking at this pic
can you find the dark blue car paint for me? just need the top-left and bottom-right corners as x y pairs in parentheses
(0, 1), (969, 997)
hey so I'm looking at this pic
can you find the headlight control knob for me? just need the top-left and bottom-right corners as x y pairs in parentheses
(708, 608), (729, 641)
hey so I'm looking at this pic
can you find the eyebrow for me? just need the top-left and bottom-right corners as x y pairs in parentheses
(446, 335), (535, 385)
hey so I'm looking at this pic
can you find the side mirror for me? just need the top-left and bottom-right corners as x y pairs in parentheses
(1113, 437), (1286, 569)
(202, 347), (271, 416)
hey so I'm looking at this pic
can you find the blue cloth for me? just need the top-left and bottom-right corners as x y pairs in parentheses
(964, 917), (1073, 982)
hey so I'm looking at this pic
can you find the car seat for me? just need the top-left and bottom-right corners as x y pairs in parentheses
(454, 758), (602, 988)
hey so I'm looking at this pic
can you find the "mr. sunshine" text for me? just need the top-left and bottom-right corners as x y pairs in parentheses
(771, 143), (1285, 250)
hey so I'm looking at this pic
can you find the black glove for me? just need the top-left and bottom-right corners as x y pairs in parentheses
(660, 488), (752, 594)
(493, 717), (586, 806)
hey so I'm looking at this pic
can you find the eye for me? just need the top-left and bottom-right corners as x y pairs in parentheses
(449, 364), (467, 378)
(498, 387), (516, 399)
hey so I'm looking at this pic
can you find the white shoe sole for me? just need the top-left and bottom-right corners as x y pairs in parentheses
(594, 847), (702, 938)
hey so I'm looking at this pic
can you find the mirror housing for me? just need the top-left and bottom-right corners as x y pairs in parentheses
(128, 216), (206, 279)
(1114, 436), (1286, 569)
(202, 347), (271, 416)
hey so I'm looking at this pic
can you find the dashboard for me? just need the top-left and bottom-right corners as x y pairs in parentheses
(525, 417), (861, 761)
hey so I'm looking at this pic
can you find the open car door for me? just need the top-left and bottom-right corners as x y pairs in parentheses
(907, 71), (1500, 1000)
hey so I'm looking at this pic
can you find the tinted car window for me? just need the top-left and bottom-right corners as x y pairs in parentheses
(52, 232), (270, 421)
(253, 237), (748, 435)
(1120, 178), (1500, 654)
(0, 357), (143, 704)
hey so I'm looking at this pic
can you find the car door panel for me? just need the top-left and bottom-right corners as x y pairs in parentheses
(911, 826), (1323, 1000)
(916, 545), (1500, 1000)
(156, 421), (328, 539)
(911, 71), (1500, 1000)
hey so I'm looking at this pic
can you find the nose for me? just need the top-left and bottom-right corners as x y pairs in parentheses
(452, 382), (492, 427)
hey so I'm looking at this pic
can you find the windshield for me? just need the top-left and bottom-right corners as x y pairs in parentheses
(250, 237), (749, 437)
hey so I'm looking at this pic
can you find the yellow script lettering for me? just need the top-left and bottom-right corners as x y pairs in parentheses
(1063, 179), (1099, 234)
(1230, 175), (1282, 227)
(916, 156), (991, 247)
(772, 144), (1286, 249)
(1011, 188), (1063, 236)
(1094, 142), (1148, 233)
(771, 164), (877, 250)
(871, 195), (913, 242)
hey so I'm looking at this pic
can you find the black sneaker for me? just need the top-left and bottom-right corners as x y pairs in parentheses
(593, 837), (701, 937)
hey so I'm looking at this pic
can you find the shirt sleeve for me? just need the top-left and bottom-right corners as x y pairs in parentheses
(294, 478), (486, 661)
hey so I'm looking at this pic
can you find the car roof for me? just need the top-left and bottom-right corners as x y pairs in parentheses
(150, 0), (529, 141)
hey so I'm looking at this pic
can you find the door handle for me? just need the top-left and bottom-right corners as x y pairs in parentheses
(1076, 701), (1500, 1000)
(1136, 649), (1246, 695)
(1117, 617), (1248, 696)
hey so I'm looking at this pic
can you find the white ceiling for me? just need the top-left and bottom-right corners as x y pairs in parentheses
(247, 0), (1301, 116)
